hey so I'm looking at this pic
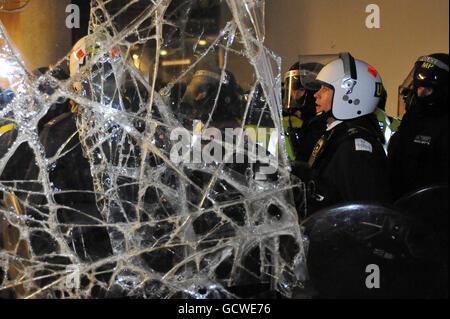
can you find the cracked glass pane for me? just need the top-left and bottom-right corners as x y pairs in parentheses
(0, 0), (306, 299)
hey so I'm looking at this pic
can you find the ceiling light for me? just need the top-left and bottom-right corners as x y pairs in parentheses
(162, 59), (191, 66)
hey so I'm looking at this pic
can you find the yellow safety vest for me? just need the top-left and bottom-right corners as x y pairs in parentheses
(374, 108), (401, 153)
(244, 115), (303, 161)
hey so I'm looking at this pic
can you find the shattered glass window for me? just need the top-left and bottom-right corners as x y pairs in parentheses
(0, 0), (306, 299)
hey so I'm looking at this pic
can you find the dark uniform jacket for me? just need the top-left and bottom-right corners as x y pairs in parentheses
(291, 111), (327, 163)
(306, 114), (392, 214)
(388, 103), (449, 200)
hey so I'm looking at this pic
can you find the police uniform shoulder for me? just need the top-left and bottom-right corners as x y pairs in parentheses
(353, 137), (373, 153)
(334, 135), (373, 153)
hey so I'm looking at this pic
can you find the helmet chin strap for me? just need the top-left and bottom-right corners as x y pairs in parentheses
(324, 110), (335, 123)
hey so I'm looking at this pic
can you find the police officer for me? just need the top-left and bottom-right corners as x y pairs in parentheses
(179, 68), (243, 130)
(388, 53), (449, 200)
(283, 62), (327, 163)
(299, 53), (391, 215)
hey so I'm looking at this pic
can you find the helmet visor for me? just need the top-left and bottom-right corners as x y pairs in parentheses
(413, 55), (449, 89)
(397, 68), (414, 117)
(298, 54), (341, 90)
(298, 53), (358, 94)
(282, 69), (302, 109)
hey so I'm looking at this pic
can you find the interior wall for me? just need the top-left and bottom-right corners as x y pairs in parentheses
(1, 0), (448, 116)
(0, 0), (72, 71)
(265, 0), (449, 117)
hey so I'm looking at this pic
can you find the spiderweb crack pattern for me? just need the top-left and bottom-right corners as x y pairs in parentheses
(0, 0), (306, 299)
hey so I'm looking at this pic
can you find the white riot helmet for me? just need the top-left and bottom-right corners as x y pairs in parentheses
(69, 35), (124, 105)
(69, 35), (121, 77)
(69, 36), (91, 93)
(299, 53), (383, 120)
(70, 36), (87, 79)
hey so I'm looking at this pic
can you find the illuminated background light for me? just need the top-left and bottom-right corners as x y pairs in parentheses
(161, 59), (191, 66)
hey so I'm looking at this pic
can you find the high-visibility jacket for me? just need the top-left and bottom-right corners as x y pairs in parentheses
(244, 114), (303, 161)
(374, 108), (401, 153)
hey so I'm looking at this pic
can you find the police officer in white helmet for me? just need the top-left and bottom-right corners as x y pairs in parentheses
(298, 52), (391, 215)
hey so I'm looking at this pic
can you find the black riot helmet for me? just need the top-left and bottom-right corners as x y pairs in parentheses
(413, 53), (449, 89)
(179, 69), (242, 127)
(399, 53), (449, 113)
(282, 62), (320, 116)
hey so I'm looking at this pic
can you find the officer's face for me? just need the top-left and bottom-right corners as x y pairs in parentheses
(294, 88), (305, 102)
(314, 85), (333, 113)
(285, 88), (305, 109)
(416, 86), (433, 98)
